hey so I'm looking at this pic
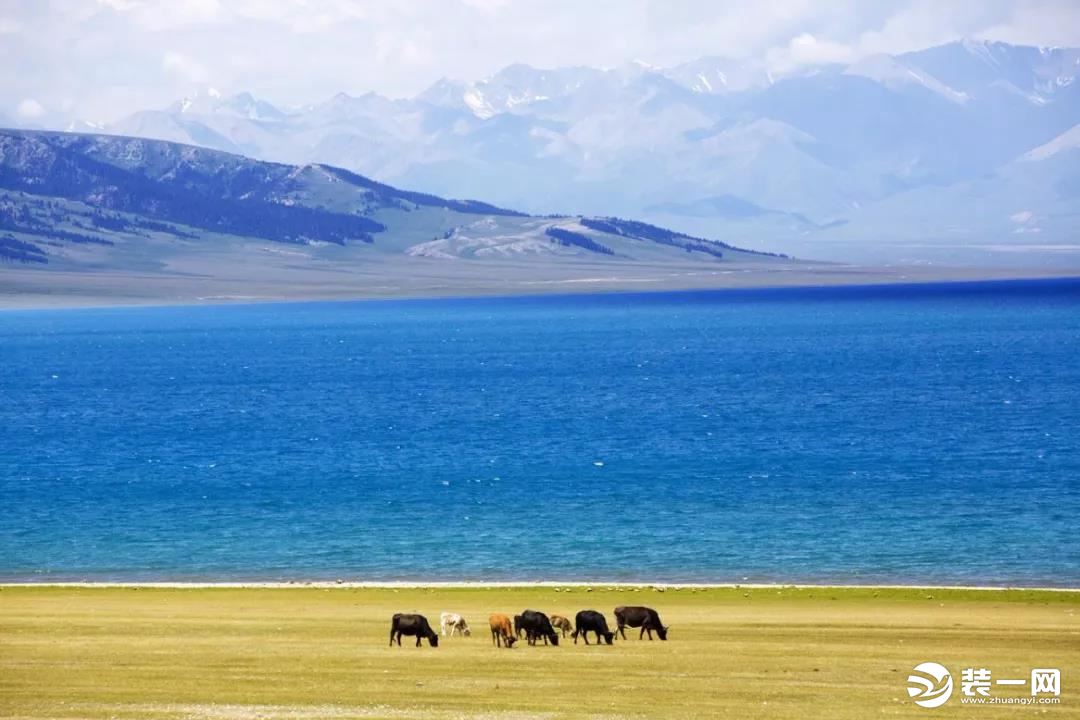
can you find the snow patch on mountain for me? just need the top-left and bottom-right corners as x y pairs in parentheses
(663, 56), (775, 94)
(1022, 124), (1080, 161)
(844, 54), (969, 103)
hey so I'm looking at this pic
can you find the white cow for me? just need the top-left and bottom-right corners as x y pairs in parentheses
(440, 612), (471, 637)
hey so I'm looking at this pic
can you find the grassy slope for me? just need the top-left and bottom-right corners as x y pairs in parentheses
(1, 586), (1077, 719)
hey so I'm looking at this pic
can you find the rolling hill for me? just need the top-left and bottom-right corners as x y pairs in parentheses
(1, 129), (823, 305)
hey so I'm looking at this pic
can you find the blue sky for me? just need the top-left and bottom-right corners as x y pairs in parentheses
(3, 0), (1079, 123)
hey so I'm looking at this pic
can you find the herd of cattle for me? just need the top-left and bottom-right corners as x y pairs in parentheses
(388, 606), (669, 648)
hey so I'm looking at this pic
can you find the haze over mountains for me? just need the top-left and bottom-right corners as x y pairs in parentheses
(27, 39), (1078, 264)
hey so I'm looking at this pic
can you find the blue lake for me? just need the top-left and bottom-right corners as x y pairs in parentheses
(2, 279), (1079, 585)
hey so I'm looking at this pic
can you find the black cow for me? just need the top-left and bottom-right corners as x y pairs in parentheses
(518, 609), (560, 646)
(513, 614), (525, 639)
(572, 610), (615, 645)
(614, 605), (668, 640)
(389, 613), (439, 647)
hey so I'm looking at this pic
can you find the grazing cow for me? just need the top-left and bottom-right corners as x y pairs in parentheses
(440, 612), (471, 637)
(572, 610), (615, 645)
(389, 613), (439, 647)
(488, 613), (518, 648)
(614, 606), (669, 641)
(549, 614), (573, 638)
(518, 609), (560, 646)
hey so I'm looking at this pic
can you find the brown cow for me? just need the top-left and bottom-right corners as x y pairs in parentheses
(489, 613), (518, 648)
(550, 614), (573, 638)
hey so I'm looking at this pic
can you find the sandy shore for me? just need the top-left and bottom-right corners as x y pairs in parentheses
(4, 580), (1077, 591)
(2, 262), (1079, 310)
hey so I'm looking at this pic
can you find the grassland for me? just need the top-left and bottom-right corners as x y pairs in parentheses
(1, 585), (1076, 719)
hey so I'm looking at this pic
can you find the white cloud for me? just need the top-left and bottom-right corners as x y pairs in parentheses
(162, 51), (209, 82)
(1, 1), (1078, 124)
(15, 98), (46, 119)
(101, 0), (222, 29)
(374, 30), (434, 68)
(768, 33), (858, 71)
(96, 0), (137, 10)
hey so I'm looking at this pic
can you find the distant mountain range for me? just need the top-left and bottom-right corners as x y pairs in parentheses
(1, 129), (792, 291)
(16, 39), (1076, 263)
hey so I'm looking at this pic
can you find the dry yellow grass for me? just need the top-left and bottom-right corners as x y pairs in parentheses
(1, 585), (1076, 719)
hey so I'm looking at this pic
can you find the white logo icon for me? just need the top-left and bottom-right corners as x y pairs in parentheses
(908, 662), (954, 708)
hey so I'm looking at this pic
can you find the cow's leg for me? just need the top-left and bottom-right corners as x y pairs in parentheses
(616, 624), (626, 640)
(390, 629), (395, 647)
(639, 626), (646, 640)
(583, 631), (591, 645)
(415, 635), (422, 647)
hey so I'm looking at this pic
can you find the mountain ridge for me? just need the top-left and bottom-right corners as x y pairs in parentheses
(0, 128), (785, 272)
(8, 38), (1080, 264)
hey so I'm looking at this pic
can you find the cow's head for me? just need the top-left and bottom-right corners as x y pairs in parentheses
(461, 626), (471, 636)
(657, 625), (670, 641)
(603, 631), (615, 645)
(429, 634), (440, 647)
(504, 636), (517, 648)
(548, 633), (560, 646)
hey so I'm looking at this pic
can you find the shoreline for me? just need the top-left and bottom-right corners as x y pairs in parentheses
(4, 580), (1078, 592)
(2, 271), (1079, 312)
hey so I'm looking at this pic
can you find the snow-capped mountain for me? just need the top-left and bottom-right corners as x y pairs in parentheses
(418, 64), (605, 118)
(663, 56), (776, 94)
(169, 89), (288, 122)
(901, 40), (1080, 103)
(13, 39), (1080, 262)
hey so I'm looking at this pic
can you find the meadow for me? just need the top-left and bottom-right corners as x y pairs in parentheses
(1, 585), (1076, 719)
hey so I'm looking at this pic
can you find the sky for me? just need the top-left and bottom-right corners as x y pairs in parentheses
(2, 0), (1080, 125)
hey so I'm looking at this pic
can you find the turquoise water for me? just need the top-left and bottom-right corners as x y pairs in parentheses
(2, 280), (1079, 585)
